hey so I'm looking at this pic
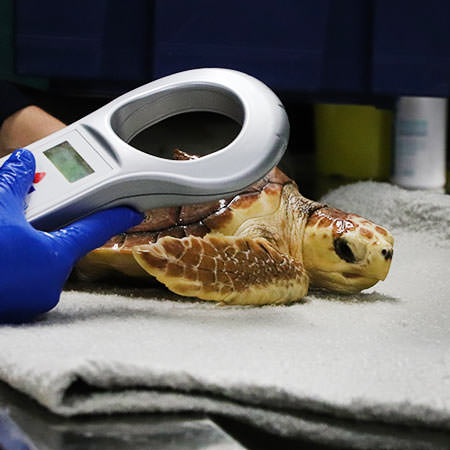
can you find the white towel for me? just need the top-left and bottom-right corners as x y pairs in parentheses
(1, 181), (450, 449)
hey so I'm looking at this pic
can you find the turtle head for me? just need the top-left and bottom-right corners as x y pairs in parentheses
(302, 207), (394, 293)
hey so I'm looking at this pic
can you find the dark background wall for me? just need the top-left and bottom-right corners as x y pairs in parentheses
(2, 0), (450, 196)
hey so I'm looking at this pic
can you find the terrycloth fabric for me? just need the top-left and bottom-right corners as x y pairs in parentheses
(1, 181), (450, 449)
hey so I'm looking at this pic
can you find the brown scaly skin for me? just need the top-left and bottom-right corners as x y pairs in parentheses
(228, 182), (394, 296)
(131, 181), (321, 305)
(77, 171), (394, 305)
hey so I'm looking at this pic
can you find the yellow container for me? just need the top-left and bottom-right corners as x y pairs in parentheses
(314, 103), (392, 180)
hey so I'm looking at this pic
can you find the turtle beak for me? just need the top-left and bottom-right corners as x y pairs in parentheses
(366, 240), (394, 281)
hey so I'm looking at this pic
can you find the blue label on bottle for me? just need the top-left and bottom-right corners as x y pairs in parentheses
(397, 119), (428, 137)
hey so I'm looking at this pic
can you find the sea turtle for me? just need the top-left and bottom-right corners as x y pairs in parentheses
(76, 150), (394, 305)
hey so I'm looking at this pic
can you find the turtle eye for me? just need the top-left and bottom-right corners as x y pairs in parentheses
(334, 238), (355, 263)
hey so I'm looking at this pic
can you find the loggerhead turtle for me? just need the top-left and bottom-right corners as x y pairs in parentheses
(76, 150), (394, 305)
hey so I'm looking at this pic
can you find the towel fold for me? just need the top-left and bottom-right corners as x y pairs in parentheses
(1, 181), (450, 449)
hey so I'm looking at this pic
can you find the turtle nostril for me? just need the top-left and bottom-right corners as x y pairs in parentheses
(382, 248), (393, 260)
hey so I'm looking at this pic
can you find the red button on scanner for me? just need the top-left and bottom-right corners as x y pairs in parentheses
(33, 172), (46, 183)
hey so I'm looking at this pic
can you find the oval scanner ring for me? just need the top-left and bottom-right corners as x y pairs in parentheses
(1, 68), (289, 231)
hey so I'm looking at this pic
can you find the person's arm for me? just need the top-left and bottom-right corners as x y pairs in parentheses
(0, 105), (65, 156)
(0, 81), (65, 157)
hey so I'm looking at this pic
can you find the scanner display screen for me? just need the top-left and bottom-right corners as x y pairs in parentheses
(44, 141), (94, 183)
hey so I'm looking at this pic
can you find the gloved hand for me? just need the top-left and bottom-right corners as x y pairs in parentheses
(0, 149), (143, 323)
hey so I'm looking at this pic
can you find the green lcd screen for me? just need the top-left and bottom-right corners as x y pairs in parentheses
(44, 141), (94, 183)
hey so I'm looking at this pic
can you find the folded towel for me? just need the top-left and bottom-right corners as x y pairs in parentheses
(1, 181), (450, 449)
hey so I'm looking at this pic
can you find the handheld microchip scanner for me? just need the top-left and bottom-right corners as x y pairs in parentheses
(0, 68), (289, 231)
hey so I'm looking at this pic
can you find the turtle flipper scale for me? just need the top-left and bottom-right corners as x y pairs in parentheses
(132, 235), (309, 305)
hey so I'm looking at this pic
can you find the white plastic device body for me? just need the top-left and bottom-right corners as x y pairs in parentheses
(0, 68), (289, 230)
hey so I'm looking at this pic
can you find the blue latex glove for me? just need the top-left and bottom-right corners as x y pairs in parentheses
(0, 149), (143, 323)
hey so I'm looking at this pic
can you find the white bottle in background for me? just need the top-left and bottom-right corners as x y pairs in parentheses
(393, 96), (447, 190)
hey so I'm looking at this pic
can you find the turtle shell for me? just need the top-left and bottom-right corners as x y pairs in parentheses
(76, 149), (293, 280)
(76, 148), (395, 302)
(101, 149), (293, 251)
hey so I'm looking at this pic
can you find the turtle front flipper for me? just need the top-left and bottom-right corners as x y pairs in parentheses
(132, 235), (309, 305)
